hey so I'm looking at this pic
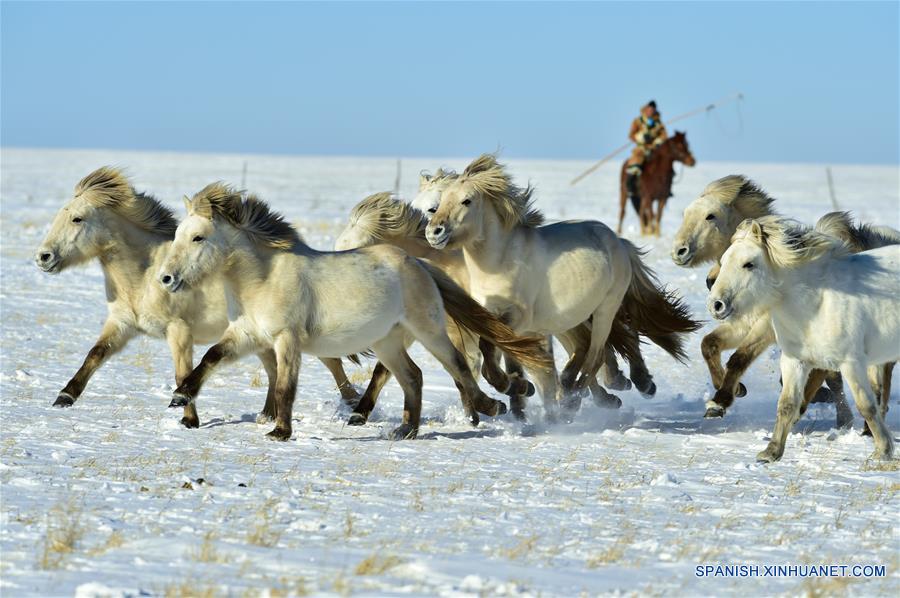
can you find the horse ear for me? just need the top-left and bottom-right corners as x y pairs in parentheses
(419, 172), (432, 186)
(748, 219), (764, 242)
(183, 195), (192, 213)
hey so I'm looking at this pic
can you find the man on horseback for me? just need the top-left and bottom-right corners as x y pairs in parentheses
(625, 100), (667, 195)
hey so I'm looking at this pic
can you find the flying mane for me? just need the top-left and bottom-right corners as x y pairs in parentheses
(815, 211), (900, 252)
(701, 175), (777, 220)
(190, 182), (301, 250)
(75, 166), (178, 237)
(460, 154), (544, 229)
(735, 215), (846, 269)
(349, 192), (428, 242)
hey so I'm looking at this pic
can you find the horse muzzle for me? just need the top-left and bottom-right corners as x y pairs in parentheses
(35, 250), (60, 273)
(708, 297), (733, 320)
(671, 244), (694, 266)
(159, 272), (185, 293)
(425, 224), (450, 249)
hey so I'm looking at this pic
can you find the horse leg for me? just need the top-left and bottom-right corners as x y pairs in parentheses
(348, 362), (393, 426)
(256, 349), (278, 424)
(757, 355), (810, 463)
(862, 363), (893, 436)
(799, 369), (830, 416)
(617, 180), (628, 235)
(319, 357), (359, 404)
(267, 333), (301, 441)
(165, 323), (199, 428)
(822, 372), (854, 430)
(700, 322), (746, 393)
(842, 361), (894, 460)
(169, 325), (257, 408)
(574, 303), (620, 411)
(54, 321), (135, 407)
(366, 329), (423, 440)
(479, 337), (512, 394)
(706, 320), (775, 418)
(502, 354), (531, 421)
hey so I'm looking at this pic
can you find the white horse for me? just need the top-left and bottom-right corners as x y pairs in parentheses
(34, 167), (359, 428)
(159, 183), (551, 440)
(424, 154), (700, 418)
(670, 175), (855, 425)
(709, 216), (899, 462)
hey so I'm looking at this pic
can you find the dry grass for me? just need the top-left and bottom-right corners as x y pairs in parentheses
(354, 553), (405, 576)
(37, 502), (84, 569)
(190, 531), (230, 564)
(162, 583), (218, 598)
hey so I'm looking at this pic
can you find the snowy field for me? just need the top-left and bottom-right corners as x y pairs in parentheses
(1, 147), (898, 597)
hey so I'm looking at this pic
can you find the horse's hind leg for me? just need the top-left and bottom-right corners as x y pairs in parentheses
(479, 338), (512, 393)
(824, 373), (854, 430)
(256, 349), (278, 424)
(170, 326), (256, 408)
(348, 362), (392, 426)
(267, 334), (301, 441)
(862, 363), (893, 436)
(502, 354), (532, 421)
(706, 320), (775, 418)
(842, 361), (894, 460)
(55, 321), (135, 407)
(319, 357), (360, 404)
(617, 182), (628, 235)
(371, 328), (424, 440)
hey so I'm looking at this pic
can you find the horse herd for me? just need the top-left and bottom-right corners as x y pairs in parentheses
(34, 156), (899, 462)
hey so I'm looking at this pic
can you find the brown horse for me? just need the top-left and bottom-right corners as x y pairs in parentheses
(618, 131), (696, 236)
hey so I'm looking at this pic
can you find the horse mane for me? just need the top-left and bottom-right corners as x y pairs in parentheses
(191, 182), (301, 250)
(815, 211), (900, 252)
(75, 166), (177, 237)
(460, 153), (544, 229)
(735, 215), (845, 269)
(349, 192), (427, 241)
(702, 175), (777, 220)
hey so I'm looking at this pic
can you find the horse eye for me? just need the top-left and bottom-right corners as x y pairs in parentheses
(705, 214), (715, 221)
(462, 199), (472, 206)
(192, 235), (205, 243)
(743, 262), (754, 270)
(72, 217), (83, 223)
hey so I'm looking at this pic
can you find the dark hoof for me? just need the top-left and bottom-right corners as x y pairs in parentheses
(735, 383), (747, 398)
(347, 412), (368, 426)
(756, 447), (781, 463)
(467, 410), (480, 428)
(861, 422), (873, 437)
(711, 389), (733, 410)
(511, 407), (527, 422)
(340, 388), (361, 406)
(837, 411), (854, 431)
(592, 393), (622, 409)
(561, 394), (582, 413)
(704, 404), (725, 418)
(53, 392), (75, 408)
(605, 375), (632, 392)
(637, 381), (657, 398)
(810, 386), (834, 404)
(180, 416), (200, 429)
(524, 381), (535, 397)
(388, 424), (418, 441)
(169, 393), (191, 408)
(494, 400), (508, 416)
(266, 427), (291, 441)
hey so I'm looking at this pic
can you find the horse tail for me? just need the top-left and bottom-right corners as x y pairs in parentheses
(620, 239), (702, 362)
(815, 211), (900, 252)
(420, 262), (553, 373)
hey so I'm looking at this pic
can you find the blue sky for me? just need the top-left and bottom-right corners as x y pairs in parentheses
(2, 1), (898, 163)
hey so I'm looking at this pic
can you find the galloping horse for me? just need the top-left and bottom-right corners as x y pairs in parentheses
(618, 131), (696, 236)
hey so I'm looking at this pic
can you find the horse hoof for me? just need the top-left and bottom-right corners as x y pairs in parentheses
(169, 393), (191, 408)
(511, 407), (527, 422)
(606, 376), (632, 392)
(704, 404), (725, 418)
(256, 412), (276, 425)
(860, 423), (873, 437)
(735, 383), (747, 398)
(494, 400), (508, 416)
(561, 395), (582, 413)
(180, 416), (200, 429)
(756, 444), (782, 463)
(340, 388), (361, 406)
(870, 449), (894, 461)
(467, 411), (480, 428)
(347, 412), (368, 426)
(837, 412), (854, 431)
(638, 381), (656, 398)
(593, 394), (622, 409)
(53, 392), (75, 408)
(266, 427), (291, 441)
(388, 424), (418, 441)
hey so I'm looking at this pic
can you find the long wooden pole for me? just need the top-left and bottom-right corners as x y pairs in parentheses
(569, 92), (744, 186)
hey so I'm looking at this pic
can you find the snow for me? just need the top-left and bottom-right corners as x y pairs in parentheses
(1, 147), (898, 596)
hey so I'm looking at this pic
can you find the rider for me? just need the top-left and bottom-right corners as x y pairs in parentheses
(625, 100), (668, 194)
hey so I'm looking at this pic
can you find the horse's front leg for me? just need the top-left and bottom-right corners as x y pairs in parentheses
(700, 322), (745, 393)
(170, 326), (255, 409)
(165, 323), (197, 428)
(256, 349), (278, 424)
(348, 361), (392, 426)
(267, 334), (301, 441)
(757, 355), (809, 463)
(319, 357), (359, 404)
(55, 320), (135, 407)
(478, 337), (512, 393)
(862, 362), (894, 436)
(706, 319), (775, 418)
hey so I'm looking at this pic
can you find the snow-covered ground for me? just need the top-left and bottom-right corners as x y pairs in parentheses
(1, 147), (898, 597)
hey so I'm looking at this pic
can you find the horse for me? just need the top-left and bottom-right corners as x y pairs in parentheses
(709, 216), (899, 462)
(425, 154), (701, 420)
(34, 167), (360, 428)
(335, 190), (663, 420)
(670, 175), (896, 427)
(159, 183), (553, 440)
(618, 131), (696, 236)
